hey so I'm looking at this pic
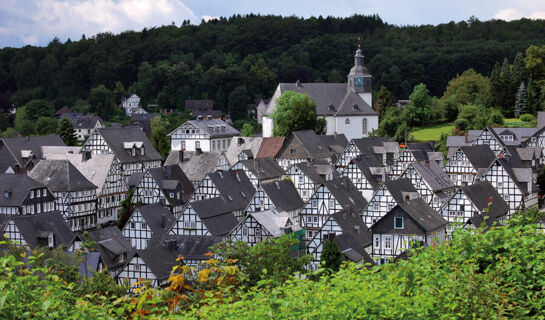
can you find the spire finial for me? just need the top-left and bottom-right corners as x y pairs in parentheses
(357, 36), (361, 48)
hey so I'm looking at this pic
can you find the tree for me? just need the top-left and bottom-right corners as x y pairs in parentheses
(403, 83), (432, 127)
(441, 68), (490, 107)
(14, 106), (34, 136)
(112, 81), (126, 107)
(320, 238), (343, 272)
(439, 94), (459, 122)
(514, 82), (527, 118)
(57, 117), (78, 146)
(271, 91), (317, 137)
(36, 117), (58, 135)
(228, 86), (250, 121)
(376, 85), (394, 120)
(241, 123), (255, 137)
(378, 107), (401, 138)
(23, 99), (55, 121)
(150, 116), (170, 159)
(89, 85), (113, 119)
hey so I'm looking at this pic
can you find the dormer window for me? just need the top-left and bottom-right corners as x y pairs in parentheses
(140, 147), (145, 156)
(131, 148), (136, 156)
(4, 191), (9, 198)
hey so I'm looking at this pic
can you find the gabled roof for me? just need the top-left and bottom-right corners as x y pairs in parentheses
(225, 137), (263, 166)
(248, 209), (297, 237)
(351, 157), (380, 190)
(28, 159), (97, 192)
(291, 162), (325, 184)
(130, 113), (158, 122)
(0, 135), (66, 172)
(0, 173), (47, 207)
(383, 178), (419, 204)
(147, 165), (194, 202)
(95, 127), (162, 164)
(56, 106), (73, 116)
(317, 134), (349, 155)
(261, 180), (304, 212)
(461, 181), (509, 225)
(273, 83), (376, 116)
(165, 150), (224, 183)
(460, 145), (496, 169)
(63, 114), (103, 130)
(397, 198), (447, 232)
(292, 130), (332, 159)
(323, 177), (368, 212)
(168, 119), (239, 138)
(332, 209), (372, 247)
(11, 211), (75, 248)
(411, 161), (454, 192)
(239, 157), (284, 181)
(256, 137), (285, 158)
(135, 203), (176, 235)
(208, 170), (256, 210)
(190, 197), (239, 236)
(87, 226), (134, 270)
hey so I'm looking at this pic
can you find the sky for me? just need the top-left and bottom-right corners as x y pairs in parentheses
(1, 0), (545, 48)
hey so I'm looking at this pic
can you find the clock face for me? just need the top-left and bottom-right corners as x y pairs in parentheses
(354, 76), (364, 86)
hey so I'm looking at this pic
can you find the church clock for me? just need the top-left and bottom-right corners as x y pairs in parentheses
(354, 76), (364, 87)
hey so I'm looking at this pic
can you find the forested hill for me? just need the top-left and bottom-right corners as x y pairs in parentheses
(1, 14), (545, 113)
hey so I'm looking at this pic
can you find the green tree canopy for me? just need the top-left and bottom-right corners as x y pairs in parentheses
(320, 238), (343, 272)
(441, 68), (490, 107)
(36, 117), (58, 135)
(403, 83), (432, 127)
(57, 117), (78, 146)
(271, 91), (317, 137)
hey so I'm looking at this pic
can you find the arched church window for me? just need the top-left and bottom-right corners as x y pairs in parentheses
(345, 118), (350, 125)
(362, 118), (368, 134)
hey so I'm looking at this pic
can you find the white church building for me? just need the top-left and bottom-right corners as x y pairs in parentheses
(260, 48), (378, 141)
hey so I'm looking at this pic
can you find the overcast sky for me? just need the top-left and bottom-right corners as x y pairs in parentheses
(1, 0), (545, 48)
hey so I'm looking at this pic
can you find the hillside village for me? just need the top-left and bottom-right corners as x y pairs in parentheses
(1, 46), (545, 291)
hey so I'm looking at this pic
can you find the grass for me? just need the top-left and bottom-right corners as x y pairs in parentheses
(410, 122), (454, 141)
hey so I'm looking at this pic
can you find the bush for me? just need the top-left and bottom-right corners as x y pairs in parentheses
(454, 118), (469, 131)
(520, 113), (535, 122)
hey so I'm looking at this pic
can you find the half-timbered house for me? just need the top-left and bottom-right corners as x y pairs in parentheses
(229, 209), (300, 245)
(360, 178), (420, 228)
(224, 137), (263, 167)
(444, 145), (496, 187)
(122, 203), (175, 250)
(0, 173), (55, 215)
(275, 130), (334, 170)
(400, 160), (456, 210)
(117, 235), (220, 288)
(244, 180), (304, 216)
(165, 149), (229, 187)
(231, 157), (284, 188)
(299, 177), (368, 240)
(168, 118), (239, 152)
(1, 210), (75, 249)
(87, 226), (135, 276)
(478, 151), (538, 212)
(306, 209), (372, 270)
(389, 142), (443, 178)
(439, 181), (509, 234)
(340, 156), (381, 201)
(29, 160), (98, 231)
(335, 137), (399, 172)
(283, 162), (325, 202)
(189, 170), (255, 204)
(371, 198), (447, 264)
(43, 148), (128, 226)
(81, 127), (162, 181)
(130, 165), (194, 217)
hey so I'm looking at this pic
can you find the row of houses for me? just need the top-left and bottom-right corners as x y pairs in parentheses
(1, 110), (545, 288)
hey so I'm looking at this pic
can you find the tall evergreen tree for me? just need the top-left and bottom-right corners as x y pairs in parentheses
(376, 85), (393, 120)
(320, 238), (343, 272)
(57, 117), (77, 146)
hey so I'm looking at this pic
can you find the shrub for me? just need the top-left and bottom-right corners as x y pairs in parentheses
(520, 113), (535, 122)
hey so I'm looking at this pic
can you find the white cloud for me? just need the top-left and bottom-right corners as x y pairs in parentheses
(0, 0), (198, 46)
(494, 8), (523, 21)
(202, 15), (220, 22)
(529, 11), (545, 19)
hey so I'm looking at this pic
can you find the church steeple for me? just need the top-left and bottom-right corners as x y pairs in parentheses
(347, 45), (372, 106)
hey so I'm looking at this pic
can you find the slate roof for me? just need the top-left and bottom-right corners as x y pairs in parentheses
(185, 100), (214, 111)
(460, 145), (496, 170)
(29, 159), (97, 192)
(208, 170), (256, 207)
(170, 119), (239, 138)
(261, 180), (305, 212)
(147, 165), (195, 203)
(56, 106), (73, 116)
(269, 83), (377, 116)
(411, 161), (454, 192)
(352, 157), (380, 190)
(0, 135), (66, 172)
(134, 203), (176, 235)
(130, 113), (158, 122)
(462, 181), (509, 227)
(317, 134), (349, 154)
(324, 177), (368, 212)
(96, 127), (162, 164)
(165, 150), (224, 183)
(64, 114), (102, 130)
(87, 226), (135, 270)
(11, 211), (75, 248)
(191, 109), (223, 119)
(398, 198), (448, 232)
(225, 137), (263, 166)
(246, 209), (298, 237)
(292, 162), (325, 184)
(292, 130), (332, 159)
(256, 137), (285, 158)
(383, 178), (419, 204)
(332, 209), (372, 247)
(128, 172), (145, 189)
(239, 157), (284, 181)
(190, 197), (239, 236)
(0, 173), (46, 207)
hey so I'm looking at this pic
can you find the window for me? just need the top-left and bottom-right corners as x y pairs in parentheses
(195, 141), (201, 149)
(183, 221), (197, 229)
(362, 118), (368, 134)
(312, 200), (318, 207)
(328, 199), (335, 208)
(345, 118), (350, 125)
(298, 176), (303, 183)
(141, 223), (147, 229)
(181, 141), (186, 150)
(222, 140), (226, 149)
(388, 203), (394, 210)
(212, 140), (216, 150)
(302, 190), (307, 197)
(394, 217), (404, 229)
(30, 190), (34, 199)
(384, 236), (392, 249)
(373, 203), (380, 211)
(313, 216), (318, 222)
(134, 264), (140, 271)
(374, 236), (380, 248)
(131, 222), (135, 229)
(242, 227), (248, 236)
(307, 216), (312, 223)
(290, 149), (296, 154)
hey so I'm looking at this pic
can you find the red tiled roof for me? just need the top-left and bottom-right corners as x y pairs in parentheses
(256, 137), (285, 158)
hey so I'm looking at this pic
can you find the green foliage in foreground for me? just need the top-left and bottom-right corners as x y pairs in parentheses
(189, 223), (545, 319)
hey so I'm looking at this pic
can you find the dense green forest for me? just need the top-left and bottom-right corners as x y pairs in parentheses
(2, 14), (545, 118)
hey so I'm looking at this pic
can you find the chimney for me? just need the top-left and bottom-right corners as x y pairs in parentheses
(178, 150), (184, 163)
(295, 80), (301, 88)
(81, 150), (91, 162)
(333, 132), (337, 139)
(405, 195), (410, 203)
(235, 170), (241, 182)
(196, 148), (203, 155)
(464, 131), (468, 143)
(275, 180), (280, 189)
(24, 136), (30, 142)
(197, 115), (203, 121)
(425, 160), (430, 168)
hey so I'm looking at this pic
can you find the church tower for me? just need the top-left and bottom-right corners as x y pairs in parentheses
(347, 48), (372, 107)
